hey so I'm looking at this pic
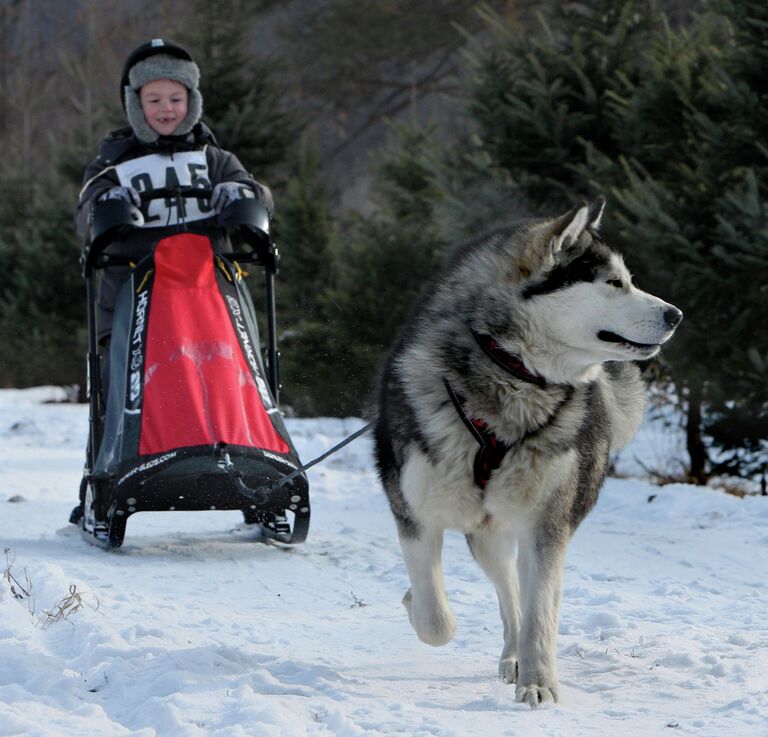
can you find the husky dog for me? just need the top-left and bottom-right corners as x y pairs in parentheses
(373, 198), (682, 707)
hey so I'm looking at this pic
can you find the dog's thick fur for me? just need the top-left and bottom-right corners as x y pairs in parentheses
(373, 199), (682, 707)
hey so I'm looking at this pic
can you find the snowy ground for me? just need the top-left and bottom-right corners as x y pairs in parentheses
(1, 387), (767, 737)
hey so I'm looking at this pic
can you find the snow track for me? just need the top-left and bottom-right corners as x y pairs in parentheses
(1, 388), (766, 736)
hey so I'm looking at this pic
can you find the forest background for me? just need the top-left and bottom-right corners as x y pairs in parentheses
(0, 0), (766, 490)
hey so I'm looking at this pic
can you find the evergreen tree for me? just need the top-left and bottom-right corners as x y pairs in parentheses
(180, 0), (300, 180)
(323, 0), (668, 422)
(0, 182), (84, 388)
(597, 17), (719, 483)
(371, 0), (767, 485)
(314, 126), (447, 415)
(271, 143), (335, 415)
(432, 1), (767, 485)
(0, 28), (112, 390)
(466, 0), (655, 213)
(607, 4), (768, 483)
(412, 0), (660, 273)
(692, 1), (768, 480)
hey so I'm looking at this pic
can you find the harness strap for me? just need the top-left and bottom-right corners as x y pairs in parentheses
(443, 379), (513, 490)
(469, 327), (546, 388)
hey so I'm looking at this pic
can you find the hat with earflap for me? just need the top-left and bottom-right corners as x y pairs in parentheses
(121, 38), (203, 143)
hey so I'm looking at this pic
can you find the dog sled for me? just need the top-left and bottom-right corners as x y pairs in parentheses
(77, 187), (310, 549)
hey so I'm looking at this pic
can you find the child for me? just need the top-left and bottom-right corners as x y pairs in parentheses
(76, 37), (272, 344)
(70, 38), (272, 524)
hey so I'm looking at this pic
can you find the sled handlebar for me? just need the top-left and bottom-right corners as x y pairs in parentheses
(137, 186), (213, 202)
(84, 187), (272, 271)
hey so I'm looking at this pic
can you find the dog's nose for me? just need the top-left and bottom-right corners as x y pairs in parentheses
(664, 307), (683, 328)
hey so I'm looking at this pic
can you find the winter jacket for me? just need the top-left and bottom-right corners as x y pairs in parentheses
(76, 122), (269, 340)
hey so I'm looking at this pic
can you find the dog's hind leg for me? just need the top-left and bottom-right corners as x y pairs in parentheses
(515, 528), (566, 707)
(399, 526), (456, 646)
(466, 528), (521, 683)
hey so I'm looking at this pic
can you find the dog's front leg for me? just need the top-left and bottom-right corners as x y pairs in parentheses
(515, 528), (567, 707)
(466, 528), (521, 683)
(399, 526), (456, 646)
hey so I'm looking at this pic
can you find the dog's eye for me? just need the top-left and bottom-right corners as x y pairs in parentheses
(606, 279), (623, 288)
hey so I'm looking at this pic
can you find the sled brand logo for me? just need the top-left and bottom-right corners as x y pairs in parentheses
(129, 290), (149, 403)
(117, 451), (178, 486)
(261, 450), (298, 470)
(133, 290), (149, 348)
(226, 294), (274, 410)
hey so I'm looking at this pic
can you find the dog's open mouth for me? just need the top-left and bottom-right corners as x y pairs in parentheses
(597, 330), (658, 351)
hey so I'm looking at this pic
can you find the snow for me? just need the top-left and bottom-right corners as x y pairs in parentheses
(1, 386), (767, 737)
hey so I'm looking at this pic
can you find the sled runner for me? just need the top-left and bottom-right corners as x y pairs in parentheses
(78, 187), (310, 549)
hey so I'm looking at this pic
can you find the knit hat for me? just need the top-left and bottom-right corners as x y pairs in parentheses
(121, 39), (203, 143)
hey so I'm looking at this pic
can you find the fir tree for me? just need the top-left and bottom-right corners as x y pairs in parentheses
(271, 143), (335, 415)
(466, 0), (655, 213)
(374, 1), (767, 484)
(0, 182), (85, 388)
(180, 0), (299, 180)
(597, 17), (719, 483)
(694, 1), (768, 481)
(315, 126), (447, 415)
(607, 4), (768, 484)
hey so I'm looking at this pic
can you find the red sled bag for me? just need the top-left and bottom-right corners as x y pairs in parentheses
(89, 229), (309, 547)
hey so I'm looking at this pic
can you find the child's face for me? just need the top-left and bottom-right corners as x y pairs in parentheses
(139, 79), (189, 136)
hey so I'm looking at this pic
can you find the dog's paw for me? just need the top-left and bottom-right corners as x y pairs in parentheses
(515, 683), (559, 709)
(402, 588), (456, 646)
(498, 658), (518, 684)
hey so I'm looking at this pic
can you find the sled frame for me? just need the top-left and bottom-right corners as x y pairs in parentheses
(79, 191), (305, 550)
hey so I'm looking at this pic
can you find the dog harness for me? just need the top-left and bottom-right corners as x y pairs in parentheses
(443, 330), (551, 489)
(443, 378), (513, 490)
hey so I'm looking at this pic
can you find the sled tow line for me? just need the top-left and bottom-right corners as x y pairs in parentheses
(274, 421), (374, 488)
(217, 421), (374, 501)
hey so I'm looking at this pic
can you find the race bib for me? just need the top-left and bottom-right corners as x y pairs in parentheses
(115, 150), (213, 228)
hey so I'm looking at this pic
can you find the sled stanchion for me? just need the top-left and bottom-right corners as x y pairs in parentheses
(265, 258), (279, 402)
(85, 268), (102, 474)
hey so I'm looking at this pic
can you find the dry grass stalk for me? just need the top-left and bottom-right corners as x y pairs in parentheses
(3, 547), (32, 603)
(37, 584), (100, 630)
(4, 548), (99, 628)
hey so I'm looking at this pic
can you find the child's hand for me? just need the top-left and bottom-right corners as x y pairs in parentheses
(211, 182), (255, 213)
(99, 186), (141, 207)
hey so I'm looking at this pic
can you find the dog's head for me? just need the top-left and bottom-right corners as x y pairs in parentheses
(465, 198), (682, 383)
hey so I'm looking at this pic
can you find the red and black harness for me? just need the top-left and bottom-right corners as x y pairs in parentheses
(444, 329), (550, 490)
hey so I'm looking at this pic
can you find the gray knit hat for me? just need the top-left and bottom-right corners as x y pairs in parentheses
(121, 40), (203, 142)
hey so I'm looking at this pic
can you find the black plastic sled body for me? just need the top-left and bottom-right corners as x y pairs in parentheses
(79, 197), (309, 549)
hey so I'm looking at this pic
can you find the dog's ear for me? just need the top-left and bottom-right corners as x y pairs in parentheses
(586, 196), (606, 231)
(548, 201), (590, 258)
(518, 200), (603, 279)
